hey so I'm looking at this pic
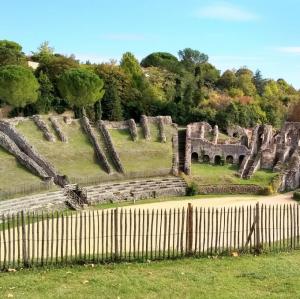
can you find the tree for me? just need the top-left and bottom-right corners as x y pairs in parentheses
(218, 70), (237, 90)
(31, 41), (55, 63)
(57, 68), (105, 111)
(178, 48), (208, 71)
(288, 100), (300, 121)
(253, 70), (265, 95)
(141, 52), (181, 73)
(236, 73), (256, 96)
(120, 52), (144, 88)
(102, 80), (123, 121)
(0, 65), (39, 108)
(0, 40), (26, 66)
(35, 71), (54, 113)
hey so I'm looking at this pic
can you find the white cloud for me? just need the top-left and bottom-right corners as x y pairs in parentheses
(195, 2), (258, 21)
(102, 34), (146, 41)
(277, 47), (300, 54)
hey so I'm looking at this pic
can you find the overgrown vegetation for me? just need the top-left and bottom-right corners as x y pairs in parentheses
(0, 40), (299, 128)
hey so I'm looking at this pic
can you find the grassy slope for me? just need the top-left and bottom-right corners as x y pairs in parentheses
(16, 118), (106, 179)
(1, 252), (300, 298)
(191, 163), (277, 188)
(0, 148), (41, 191)
(109, 123), (174, 173)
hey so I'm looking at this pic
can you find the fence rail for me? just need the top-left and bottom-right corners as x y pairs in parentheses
(0, 203), (299, 269)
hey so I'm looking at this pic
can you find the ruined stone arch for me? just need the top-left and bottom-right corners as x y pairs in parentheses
(226, 155), (234, 164)
(203, 155), (210, 163)
(214, 155), (222, 165)
(191, 152), (199, 163)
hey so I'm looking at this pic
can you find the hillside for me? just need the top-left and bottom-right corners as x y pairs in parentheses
(0, 116), (176, 198)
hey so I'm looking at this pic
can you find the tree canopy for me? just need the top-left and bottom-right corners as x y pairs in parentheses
(0, 65), (39, 107)
(57, 68), (105, 109)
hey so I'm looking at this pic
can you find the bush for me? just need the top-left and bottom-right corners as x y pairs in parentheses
(186, 182), (198, 196)
(258, 186), (273, 195)
(293, 191), (300, 201)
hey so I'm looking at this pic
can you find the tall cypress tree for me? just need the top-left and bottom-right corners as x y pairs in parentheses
(102, 81), (123, 121)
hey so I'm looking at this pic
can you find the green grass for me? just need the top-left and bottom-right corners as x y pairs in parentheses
(191, 163), (277, 188)
(1, 252), (300, 298)
(109, 124), (175, 173)
(16, 118), (106, 179)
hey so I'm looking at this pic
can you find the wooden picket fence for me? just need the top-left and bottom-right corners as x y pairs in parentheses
(0, 203), (300, 269)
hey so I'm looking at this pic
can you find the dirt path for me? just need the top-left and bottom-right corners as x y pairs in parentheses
(117, 192), (296, 211)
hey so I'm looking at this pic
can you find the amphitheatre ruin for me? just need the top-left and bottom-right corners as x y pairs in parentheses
(0, 113), (299, 215)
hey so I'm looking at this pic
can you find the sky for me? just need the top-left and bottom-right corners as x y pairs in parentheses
(1, 0), (300, 88)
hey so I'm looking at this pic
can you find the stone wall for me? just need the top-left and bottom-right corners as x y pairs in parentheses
(191, 138), (250, 164)
(81, 116), (111, 174)
(196, 184), (263, 195)
(0, 131), (49, 179)
(98, 121), (125, 174)
(101, 120), (129, 129)
(0, 120), (66, 186)
(140, 115), (151, 140)
(158, 116), (167, 143)
(172, 125), (179, 175)
(32, 115), (56, 142)
(49, 116), (68, 142)
(128, 119), (138, 141)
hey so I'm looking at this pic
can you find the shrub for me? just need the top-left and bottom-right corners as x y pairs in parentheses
(186, 182), (198, 196)
(293, 191), (300, 201)
(258, 186), (273, 196)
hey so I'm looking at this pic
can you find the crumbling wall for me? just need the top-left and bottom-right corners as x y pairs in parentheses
(98, 121), (125, 174)
(128, 119), (138, 141)
(0, 131), (49, 179)
(49, 116), (68, 142)
(32, 115), (56, 142)
(81, 116), (111, 174)
(0, 120), (65, 186)
(158, 116), (167, 143)
(101, 120), (129, 129)
(172, 125), (179, 175)
(140, 115), (151, 140)
(184, 124), (192, 175)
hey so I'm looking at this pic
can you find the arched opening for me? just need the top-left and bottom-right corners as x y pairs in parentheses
(233, 132), (238, 138)
(239, 155), (245, 165)
(191, 152), (199, 163)
(214, 155), (222, 165)
(203, 155), (210, 163)
(226, 155), (234, 164)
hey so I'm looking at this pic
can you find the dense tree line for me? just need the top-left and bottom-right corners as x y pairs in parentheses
(0, 40), (299, 129)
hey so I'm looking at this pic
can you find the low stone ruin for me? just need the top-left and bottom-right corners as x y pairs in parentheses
(128, 119), (138, 141)
(49, 116), (68, 142)
(140, 115), (151, 140)
(32, 115), (56, 142)
(158, 116), (167, 143)
(81, 116), (111, 174)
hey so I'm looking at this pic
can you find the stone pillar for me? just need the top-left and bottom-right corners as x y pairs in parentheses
(213, 125), (219, 145)
(200, 125), (205, 139)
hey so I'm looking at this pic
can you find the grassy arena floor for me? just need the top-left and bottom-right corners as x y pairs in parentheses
(1, 252), (300, 298)
(191, 163), (277, 188)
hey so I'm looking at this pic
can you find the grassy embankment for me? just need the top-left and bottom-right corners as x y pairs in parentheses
(190, 163), (277, 188)
(0, 117), (174, 197)
(0, 251), (300, 298)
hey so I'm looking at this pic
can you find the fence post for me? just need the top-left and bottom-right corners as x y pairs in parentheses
(255, 203), (261, 254)
(114, 208), (119, 261)
(21, 211), (29, 267)
(187, 203), (193, 255)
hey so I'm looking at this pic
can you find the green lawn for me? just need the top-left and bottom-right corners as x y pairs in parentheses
(191, 163), (277, 188)
(16, 118), (106, 179)
(109, 124), (175, 173)
(1, 252), (300, 298)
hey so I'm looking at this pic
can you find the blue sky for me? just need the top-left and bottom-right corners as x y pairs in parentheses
(1, 0), (300, 88)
